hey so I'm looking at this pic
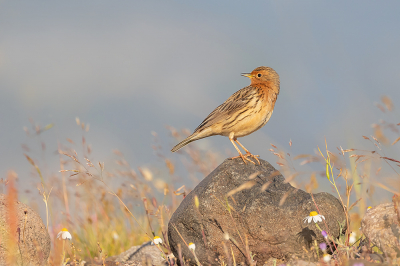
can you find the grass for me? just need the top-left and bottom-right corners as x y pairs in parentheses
(2, 95), (400, 265)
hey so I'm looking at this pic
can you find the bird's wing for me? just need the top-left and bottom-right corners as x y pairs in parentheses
(193, 86), (257, 133)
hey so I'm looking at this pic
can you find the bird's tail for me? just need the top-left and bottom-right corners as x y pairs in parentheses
(171, 134), (198, 152)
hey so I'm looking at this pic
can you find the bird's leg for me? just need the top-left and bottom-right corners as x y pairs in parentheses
(229, 137), (250, 164)
(234, 139), (260, 165)
(229, 137), (255, 165)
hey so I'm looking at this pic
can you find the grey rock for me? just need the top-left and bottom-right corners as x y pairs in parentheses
(0, 194), (51, 266)
(347, 259), (389, 266)
(361, 202), (400, 257)
(168, 158), (346, 265)
(105, 241), (168, 266)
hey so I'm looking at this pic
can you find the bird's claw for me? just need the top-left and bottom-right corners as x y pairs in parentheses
(244, 152), (260, 165)
(230, 153), (260, 165)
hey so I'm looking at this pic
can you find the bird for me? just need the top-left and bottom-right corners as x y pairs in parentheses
(171, 66), (280, 164)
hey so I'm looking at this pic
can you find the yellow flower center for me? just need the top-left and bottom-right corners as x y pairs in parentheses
(309, 211), (318, 216)
(61, 228), (68, 232)
(154, 236), (160, 239)
(189, 242), (194, 246)
(367, 206), (372, 209)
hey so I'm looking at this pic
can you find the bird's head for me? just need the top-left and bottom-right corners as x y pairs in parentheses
(241, 66), (280, 93)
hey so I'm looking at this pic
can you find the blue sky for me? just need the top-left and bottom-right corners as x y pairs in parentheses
(1, 1), (400, 203)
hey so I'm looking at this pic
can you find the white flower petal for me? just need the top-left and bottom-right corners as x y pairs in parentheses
(153, 237), (162, 245)
(63, 231), (72, 240)
(188, 243), (196, 251)
(349, 232), (357, 244)
(323, 254), (331, 262)
(308, 216), (313, 223)
(320, 215), (325, 220)
(314, 216), (322, 223)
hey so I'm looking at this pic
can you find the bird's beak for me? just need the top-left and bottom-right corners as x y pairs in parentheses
(241, 73), (253, 78)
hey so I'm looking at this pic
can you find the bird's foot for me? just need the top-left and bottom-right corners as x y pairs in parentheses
(245, 152), (260, 165)
(230, 153), (259, 165)
(230, 154), (252, 164)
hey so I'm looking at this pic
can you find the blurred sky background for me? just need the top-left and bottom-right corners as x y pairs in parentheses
(1, 1), (400, 202)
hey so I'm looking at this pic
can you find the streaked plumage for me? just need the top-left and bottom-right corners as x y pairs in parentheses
(171, 66), (280, 164)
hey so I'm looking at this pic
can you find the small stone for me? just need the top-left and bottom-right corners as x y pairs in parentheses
(106, 241), (167, 266)
(361, 202), (400, 256)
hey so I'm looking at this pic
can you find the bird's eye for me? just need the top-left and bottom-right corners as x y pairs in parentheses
(257, 73), (262, 77)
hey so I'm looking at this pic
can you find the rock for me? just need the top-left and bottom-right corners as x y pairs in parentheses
(0, 194), (51, 266)
(361, 202), (400, 258)
(347, 259), (389, 266)
(82, 260), (143, 266)
(287, 261), (317, 266)
(104, 241), (168, 266)
(263, 258), (318, 266)
(168, 158), (346, 265)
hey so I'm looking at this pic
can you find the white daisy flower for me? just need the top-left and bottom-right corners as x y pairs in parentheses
(323, 254), (331, 263)
(188, 242), (196, 251)
(367, 206), (372, 211)
(57, 228), (72, 240)
(349, 232), (356, 244)
(303, 211), (325, 223)
(153, 236), (162, 245)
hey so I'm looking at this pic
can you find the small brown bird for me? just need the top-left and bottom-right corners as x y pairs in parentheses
(171, 66), (280, 164)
